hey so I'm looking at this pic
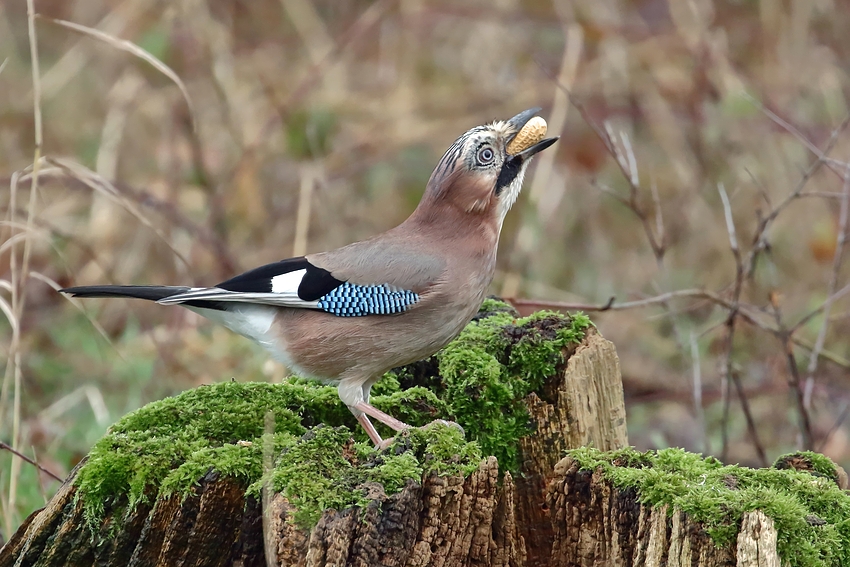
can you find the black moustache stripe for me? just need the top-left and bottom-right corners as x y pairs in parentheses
(495, 157), (522, 195)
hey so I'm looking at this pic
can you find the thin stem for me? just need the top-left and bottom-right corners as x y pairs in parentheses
(0, 442), (62, 482)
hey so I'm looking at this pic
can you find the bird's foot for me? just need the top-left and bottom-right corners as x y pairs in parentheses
(353, 402), (410, 431)
(373, 421), (465, 451)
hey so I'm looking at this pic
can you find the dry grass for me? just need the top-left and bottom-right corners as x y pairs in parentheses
(1, 0), (849, 539)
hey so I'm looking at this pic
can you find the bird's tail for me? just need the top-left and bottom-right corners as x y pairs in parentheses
(61, 285), (233, 312)
(60, 285), (192, 302)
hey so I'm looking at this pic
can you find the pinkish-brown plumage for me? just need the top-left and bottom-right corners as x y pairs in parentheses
(61, 108), (558, 446)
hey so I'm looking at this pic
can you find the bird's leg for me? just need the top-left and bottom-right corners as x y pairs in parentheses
(356, 412), (385, 447)
(341, 379), (410, 447)
(353, 402), (410, 432)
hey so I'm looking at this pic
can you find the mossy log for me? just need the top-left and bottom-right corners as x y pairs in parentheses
(3, 303), (846, 566)
(550, 448), (849, 567)
(3, 304), (626, 566)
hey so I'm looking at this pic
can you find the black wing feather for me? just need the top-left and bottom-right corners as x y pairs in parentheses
(216, 256), (344, 301)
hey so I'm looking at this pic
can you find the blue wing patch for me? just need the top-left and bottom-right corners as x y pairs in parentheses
(317, 283), (419, 316)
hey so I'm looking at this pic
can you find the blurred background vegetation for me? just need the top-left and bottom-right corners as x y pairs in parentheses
(2, 0), (849, 539)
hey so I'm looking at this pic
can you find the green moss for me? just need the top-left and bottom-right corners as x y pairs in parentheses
(569, 447), (850, 567)
(159, 433), (298, 498)
(75, 301), (589, 529)
(74, 382), (309, 526)
(349, 299), (592, 470)
(249, 423), (479, 527)
(477, 296), (520, 317)
(773, 451), (844, 486)
(372, 386), (449, 426)
(75, 382), (481, 530)
(251, 426), (370, 526)
(437, 306), (592, 471)
(403, 422), (482, 476)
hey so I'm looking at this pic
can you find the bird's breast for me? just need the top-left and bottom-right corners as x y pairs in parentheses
(270, 261), (493, 382)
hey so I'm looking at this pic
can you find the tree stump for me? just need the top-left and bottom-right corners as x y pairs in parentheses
(546, 449), (849, 567)
(3, 301), (847, 566)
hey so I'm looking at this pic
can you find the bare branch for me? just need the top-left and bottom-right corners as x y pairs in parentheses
(769, 298), (814, 449)
(591, 179), (629, 206)
(540, 69), (667, 263)
(508, 291), (850, 370)
(619, 130), (639, 188)
(650, 179), (665, 250)
(510, 288), (745, 315)
(718, 184), (740, 257)
(744, 113), (850, 279)
(793, 278), (850, 334)
(796, 191), (850, 200)
(746, 94), (845, 180)
(0, 442), (63, 482)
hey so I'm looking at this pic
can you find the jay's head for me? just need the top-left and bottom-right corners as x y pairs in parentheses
(418, 108), (558, 225)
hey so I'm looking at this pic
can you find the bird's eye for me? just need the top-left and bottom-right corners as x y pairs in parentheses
(476, 146), (495, 166)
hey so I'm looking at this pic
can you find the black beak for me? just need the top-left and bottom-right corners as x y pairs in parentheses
(495, 108), (558, 195)
(505, 107), (542, 140)
(504, 107), (558, 160)
(512, 136), (559, 160)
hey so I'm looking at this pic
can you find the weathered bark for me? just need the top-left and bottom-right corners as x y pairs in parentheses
(2, 323), (799, 567)
(545, 456), (794, 567)
(517, 330), (628, 565)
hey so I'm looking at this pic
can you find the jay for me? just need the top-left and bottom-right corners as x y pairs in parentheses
(61, 108), (558, 447)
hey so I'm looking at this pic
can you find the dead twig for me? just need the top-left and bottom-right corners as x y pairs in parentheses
(539, 62), (666, 262)
(278, 0), (393, 119)
(0, 442), (62, 483)
(746, 94), (846, 180)
(743, 113), (850, 280)
(3, 169), (239, 281)
(507, 292), (850, 370)
(769, 296), (814, 449)
(510, 289), (751, 318)
(791, 281), (850, 333)
(3, 0), (43, 535)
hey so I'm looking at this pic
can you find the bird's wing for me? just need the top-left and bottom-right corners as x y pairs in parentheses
(158, 245), (445, 317)
(307, 238), (446, 294)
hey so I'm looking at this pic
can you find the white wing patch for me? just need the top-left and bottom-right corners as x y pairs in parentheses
(271, 268), (306, 296)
